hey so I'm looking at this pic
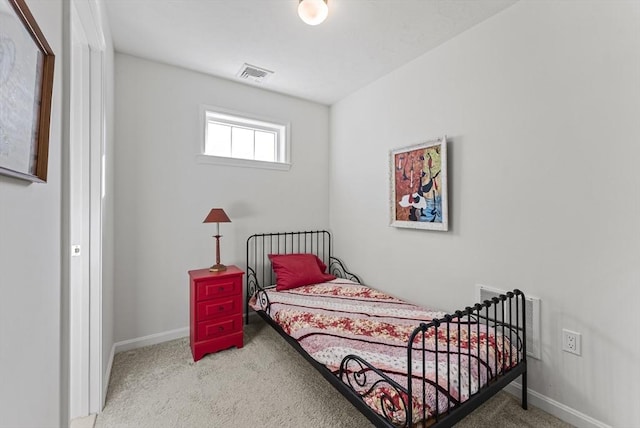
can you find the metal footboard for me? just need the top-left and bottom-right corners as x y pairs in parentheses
(404, 290), (527, 427)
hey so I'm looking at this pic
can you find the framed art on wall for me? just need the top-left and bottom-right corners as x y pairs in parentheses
(390, 136), (448, 231)
(0, 0), (55, 182)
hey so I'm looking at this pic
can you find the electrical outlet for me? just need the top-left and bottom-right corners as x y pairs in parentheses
(562, 329), (581, 356)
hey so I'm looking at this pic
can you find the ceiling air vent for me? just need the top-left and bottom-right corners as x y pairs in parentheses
(236, 63), (274, 84)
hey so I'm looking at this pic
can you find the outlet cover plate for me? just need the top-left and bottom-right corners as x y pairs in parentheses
(562, 329), (581, 356)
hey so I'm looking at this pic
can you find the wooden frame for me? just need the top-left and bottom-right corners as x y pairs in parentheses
(390, 136), (448, 231)
(0, 0), (55, 182)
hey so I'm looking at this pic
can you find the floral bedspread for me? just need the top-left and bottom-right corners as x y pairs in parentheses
(249, 279), (519, 425)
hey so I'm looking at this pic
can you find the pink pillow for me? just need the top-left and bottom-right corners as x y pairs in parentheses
(268, 253), (336, 291)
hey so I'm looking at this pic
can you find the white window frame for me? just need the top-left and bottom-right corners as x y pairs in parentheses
(197, 105), (291, 171)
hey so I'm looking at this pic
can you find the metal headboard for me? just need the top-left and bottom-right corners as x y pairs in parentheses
(247, 230), (331, 290)
(245, 230), (360, 323)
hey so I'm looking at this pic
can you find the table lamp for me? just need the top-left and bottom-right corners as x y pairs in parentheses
(203, 208), (231, 272)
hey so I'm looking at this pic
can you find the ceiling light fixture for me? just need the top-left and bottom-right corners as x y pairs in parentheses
(298, 0), (328, 26)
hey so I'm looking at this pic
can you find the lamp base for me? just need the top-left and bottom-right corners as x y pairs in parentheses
(209, 263), (227, 272)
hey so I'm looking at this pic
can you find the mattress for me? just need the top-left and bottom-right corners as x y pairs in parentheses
(249, 278), (519, 425)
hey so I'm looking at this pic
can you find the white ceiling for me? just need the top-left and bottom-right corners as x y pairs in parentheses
(104, 0), (518, 105)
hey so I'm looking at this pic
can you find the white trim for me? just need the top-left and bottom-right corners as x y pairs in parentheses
(113, 312), (260, 355)
(505, 382), (612, 428)
(72, 0), (106, 50)
(69, 6), (92, 419)
(198, 104), (291, 168)
(114, 327), (190, 354)
(102, 343), (115, 408)
(68, 0), (107, 420)
(196, 154), (291, 171)
(88, 47), (105, 416)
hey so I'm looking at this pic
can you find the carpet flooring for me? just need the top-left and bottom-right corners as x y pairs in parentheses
(95, 318), (572, 427)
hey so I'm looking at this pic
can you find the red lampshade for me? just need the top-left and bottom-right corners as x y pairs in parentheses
(203, 208), (231, 223)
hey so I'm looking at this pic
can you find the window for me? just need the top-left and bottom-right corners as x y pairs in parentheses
(199, 107), (290, 170)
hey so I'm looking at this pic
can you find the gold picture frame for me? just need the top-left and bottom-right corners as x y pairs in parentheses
(0, 0), (55, 182)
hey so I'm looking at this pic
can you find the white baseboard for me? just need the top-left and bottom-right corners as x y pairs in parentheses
(505, 382), (611, 428)
(114, 326), (190, 354)
(102, 343), (115, 409)
(113, 311), (259, 355)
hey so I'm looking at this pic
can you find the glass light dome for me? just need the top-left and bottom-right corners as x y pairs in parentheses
(298, 0), (328, 26)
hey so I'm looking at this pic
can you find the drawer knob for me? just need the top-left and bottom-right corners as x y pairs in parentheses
(219, 286), (224, 291)
(218, 306), (225, 311)
(218, 326), (224, 332)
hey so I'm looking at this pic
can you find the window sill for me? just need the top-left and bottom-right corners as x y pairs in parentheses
(196, 154), (291, 171)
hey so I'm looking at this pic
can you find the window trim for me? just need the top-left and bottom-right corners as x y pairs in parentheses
(198, 105), (291, 171)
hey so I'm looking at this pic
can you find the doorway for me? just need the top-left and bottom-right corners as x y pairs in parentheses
(67, 0), (106, 421)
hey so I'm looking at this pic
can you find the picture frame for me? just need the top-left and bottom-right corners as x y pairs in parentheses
(390, 136), (448, 231)
(0, 0), (55, 183)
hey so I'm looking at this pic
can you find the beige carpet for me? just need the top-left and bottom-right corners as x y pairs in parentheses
(96, 318), (572, 428)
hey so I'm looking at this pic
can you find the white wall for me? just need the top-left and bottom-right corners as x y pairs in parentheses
(0, 1), (63, 426)
(330, 1), (640, 427)
(114, 54), (330, 342)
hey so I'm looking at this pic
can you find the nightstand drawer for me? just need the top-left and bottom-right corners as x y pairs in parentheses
(196, 277), (241, 301)
(197, 296), (241, 321)
(197, 316), (242, 341)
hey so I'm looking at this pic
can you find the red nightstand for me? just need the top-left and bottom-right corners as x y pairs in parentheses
(188, 266), (244, 361)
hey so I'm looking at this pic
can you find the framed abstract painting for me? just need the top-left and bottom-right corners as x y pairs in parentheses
(390, 136), (448, 231)
(0, 0), (55, 182)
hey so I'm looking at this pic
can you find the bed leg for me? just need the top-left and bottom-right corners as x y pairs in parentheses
(521, 372), (528, 410)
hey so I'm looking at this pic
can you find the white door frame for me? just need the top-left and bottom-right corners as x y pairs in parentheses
(68, 0), (106, 420)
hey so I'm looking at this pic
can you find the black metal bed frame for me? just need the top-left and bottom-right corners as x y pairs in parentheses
(246, 230), (527, 427)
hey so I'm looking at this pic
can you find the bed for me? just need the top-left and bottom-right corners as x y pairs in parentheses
(246, 230), (527, 427)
